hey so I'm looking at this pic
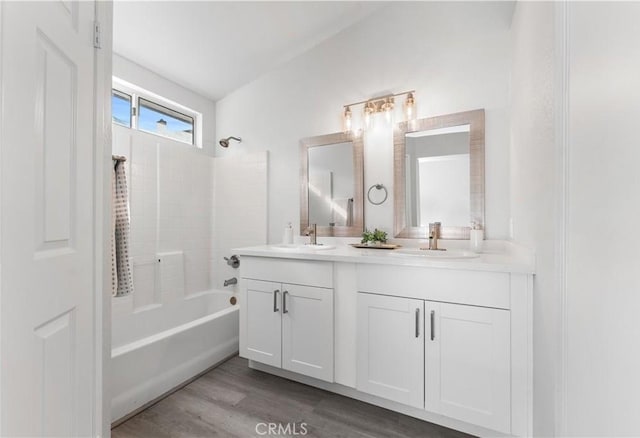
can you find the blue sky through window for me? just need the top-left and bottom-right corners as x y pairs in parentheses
(111, 88), (196, 145)
(112, 92), (131, 127)
(138, 98), (194, 144)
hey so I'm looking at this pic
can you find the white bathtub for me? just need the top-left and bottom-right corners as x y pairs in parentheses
(111, 290), (239, 423)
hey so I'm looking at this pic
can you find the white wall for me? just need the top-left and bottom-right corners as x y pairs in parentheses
(563, 3), (640, 435)
(215, 2), (514, 243)
(212, 153), (268, 291)
(512, 2), (640, 436)
(509, 2), (558, 437)
(113, 53), (217, 155)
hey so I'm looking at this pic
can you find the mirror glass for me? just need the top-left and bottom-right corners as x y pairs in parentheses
(308, 141), (354, 227)
(394, 109), (484, 239)
(404, 125), (470, 228)
(301, 131), (363, 237)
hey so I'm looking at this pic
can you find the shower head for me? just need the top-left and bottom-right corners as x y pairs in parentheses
(219, 136), (242, 148)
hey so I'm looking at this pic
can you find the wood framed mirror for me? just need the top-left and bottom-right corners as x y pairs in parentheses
(394, 109), (485, 239)
(300, 132), (364, 237)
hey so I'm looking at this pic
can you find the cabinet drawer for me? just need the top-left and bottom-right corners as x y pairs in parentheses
(241, 256), (333, 289)
(357, 264), (510, 309)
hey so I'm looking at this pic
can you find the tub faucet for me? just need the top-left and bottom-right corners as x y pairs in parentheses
(224, 277), (237, 287)
(428, 222), (442, 250)
(304, 223), (317, 245)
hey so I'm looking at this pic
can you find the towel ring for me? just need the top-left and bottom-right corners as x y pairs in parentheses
(367, 184), (388, 205)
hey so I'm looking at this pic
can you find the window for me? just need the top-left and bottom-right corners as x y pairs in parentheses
(138, 98), (194, 145)
(112, 90), (132, 128)
(111, 78), (201, 147)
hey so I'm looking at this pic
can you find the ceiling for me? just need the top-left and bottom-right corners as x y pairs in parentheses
(113, 1), (384, 101)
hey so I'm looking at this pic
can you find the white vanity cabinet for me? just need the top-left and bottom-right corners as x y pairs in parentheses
(356, 293), (425, 408)
(281, 283), (333, 381)
(244, 279), (282, 367)
(236, 247), (534, 438)
(240, 257), (334, 382)
(356, 293), (511, 433)
(425, 301), (511, 433)
(356, 264), (521, 435)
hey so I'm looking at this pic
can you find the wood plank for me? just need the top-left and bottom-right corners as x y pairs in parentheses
(112, 356), (475, 438)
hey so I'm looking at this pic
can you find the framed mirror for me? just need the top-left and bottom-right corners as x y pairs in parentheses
(300, 132), (364, 237)
(394, 109), (485, 239)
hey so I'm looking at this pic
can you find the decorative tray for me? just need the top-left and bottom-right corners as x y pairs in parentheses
(350, 243), (401, 250)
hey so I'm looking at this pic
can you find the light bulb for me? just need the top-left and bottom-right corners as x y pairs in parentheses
(364, 101), (375, 128)
(382, 98), (394, 123)
(405, 92), (416, 121)
(343, 106), (352, 132)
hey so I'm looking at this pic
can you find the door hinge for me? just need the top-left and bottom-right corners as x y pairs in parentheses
(93, 21), (102, 49)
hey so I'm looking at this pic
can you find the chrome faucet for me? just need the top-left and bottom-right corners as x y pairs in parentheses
(428, 222), (442, 250)
(304, 223), (317, 245)
(224, 277), (237, 287)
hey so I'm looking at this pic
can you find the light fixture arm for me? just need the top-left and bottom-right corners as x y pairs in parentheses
(342, 90), (415, 110)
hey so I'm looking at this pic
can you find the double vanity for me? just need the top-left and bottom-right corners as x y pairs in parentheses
(236, 243), (533, 437)
(237, 107), (534, 437)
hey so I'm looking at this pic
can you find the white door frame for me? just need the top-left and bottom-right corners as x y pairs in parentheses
(554, 2), (569, 437)
(95, 2), (114, 437)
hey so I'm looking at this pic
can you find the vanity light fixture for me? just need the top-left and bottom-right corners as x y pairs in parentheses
(343, 90), (415, 131)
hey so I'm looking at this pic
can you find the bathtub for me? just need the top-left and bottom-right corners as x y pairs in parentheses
(111, 290), (239, 423)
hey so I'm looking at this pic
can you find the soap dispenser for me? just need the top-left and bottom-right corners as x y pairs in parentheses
(470, 221), (484, 253)
(283, 222), (294, 244)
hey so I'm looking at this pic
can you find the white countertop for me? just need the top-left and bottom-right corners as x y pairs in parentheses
(234, 241), (535, 274)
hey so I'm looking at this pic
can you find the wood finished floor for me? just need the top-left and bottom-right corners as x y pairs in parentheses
(112, 355), (474, 438)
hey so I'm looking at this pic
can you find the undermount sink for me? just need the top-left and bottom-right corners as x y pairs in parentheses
(393, 248), (480, 259)
(270, 243), (336, 251)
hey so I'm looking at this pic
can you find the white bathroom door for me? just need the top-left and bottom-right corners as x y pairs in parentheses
(0, 1), (100, 436)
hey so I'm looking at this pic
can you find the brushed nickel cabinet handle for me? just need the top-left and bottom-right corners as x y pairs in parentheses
(283, 291), (289, 314)
(415, 308), (420, 338)
(430, 310), (435, 341)
(273, 289), (279, 312)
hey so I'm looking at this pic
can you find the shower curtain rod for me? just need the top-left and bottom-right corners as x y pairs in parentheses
(112, 155), (127, 162)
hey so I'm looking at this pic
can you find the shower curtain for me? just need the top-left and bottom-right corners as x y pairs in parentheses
(113, 159), (134, 297)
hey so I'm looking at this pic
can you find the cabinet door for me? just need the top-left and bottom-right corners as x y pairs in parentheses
(281, 284), (334, 382)
(425, 302), (511, 433)
(357, 293), (424, 408)
(244, 279), (282, 368)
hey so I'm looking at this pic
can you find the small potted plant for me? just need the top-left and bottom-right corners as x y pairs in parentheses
(361, 228), (388, 247)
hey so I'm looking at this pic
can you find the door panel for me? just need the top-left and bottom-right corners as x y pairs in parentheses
(357, 293), (424, 408)
(282, 284), (334, 382)
(425, 302), (511, 434)
(244, 279), (282, 367)
(0, 1), (97, 436)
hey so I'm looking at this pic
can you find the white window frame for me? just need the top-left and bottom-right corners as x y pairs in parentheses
(112, 77), (203, 148)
